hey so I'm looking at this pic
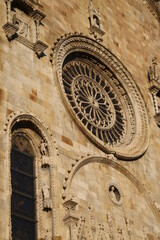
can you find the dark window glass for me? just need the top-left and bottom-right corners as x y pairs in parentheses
(11, 136), (36, 240)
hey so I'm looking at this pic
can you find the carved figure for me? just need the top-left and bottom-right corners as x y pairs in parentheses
(93, 15), (100, 28)
(109, 186), (117, 202)
(40, 140), (48, 156)
(42, 183), (52, 211)
(42, 182), (50, 199)
(13, 14), (29, 38)
(148, 57), (160, 82)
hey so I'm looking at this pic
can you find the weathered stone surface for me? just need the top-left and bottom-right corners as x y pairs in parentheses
(0, 0), (160, 239)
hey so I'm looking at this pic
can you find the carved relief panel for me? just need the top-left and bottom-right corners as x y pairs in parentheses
(3, 0), (48, 57)
(148, 57), (160, 126)
(88, 0), (105, 42)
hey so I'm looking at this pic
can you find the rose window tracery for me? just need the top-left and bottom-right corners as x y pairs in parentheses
(62, 57), (132, 146)
(53, 34), (150, 159)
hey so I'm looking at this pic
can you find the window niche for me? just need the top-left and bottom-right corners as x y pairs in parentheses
(148, 57), (160, 127)
(7, 115), (54, 240)
(3, 0), (48, 57)
(88, 0), (105, 42)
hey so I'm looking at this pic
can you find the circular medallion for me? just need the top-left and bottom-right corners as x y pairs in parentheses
(53, 34), (150, 159)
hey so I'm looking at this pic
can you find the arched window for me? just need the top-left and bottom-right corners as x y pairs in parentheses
(11, 134), (36, 239)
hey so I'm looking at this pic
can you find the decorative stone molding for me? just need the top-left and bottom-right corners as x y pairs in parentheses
(62, 154), (160, 228)
(143, 0), (160, 22)
(125, 218), (132, 239)
(3, 0), (48, 57)
(107, 212), (114, 240)
(63, 199), (79, 240)
(51, 33), (150, 160)
(34, 40), (48, 57)
(148, 57), (160, 126)
(88, 0), (105, 42)
(107, 182), (123, 206)
(2, 22), (18, 40)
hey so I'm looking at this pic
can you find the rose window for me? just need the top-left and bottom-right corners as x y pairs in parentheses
(53, 34), (150, 159)
(62, 58), (130, 146)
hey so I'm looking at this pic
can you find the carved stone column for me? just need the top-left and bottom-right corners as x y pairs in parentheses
(63, 199), (79, 240)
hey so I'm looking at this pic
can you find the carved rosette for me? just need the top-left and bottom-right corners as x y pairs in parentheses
(51, 34), (150, 160)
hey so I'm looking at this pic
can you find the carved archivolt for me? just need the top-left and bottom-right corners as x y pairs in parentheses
(3, 111), (58, 239)
(62, 154), (160, 228)
(51, 33), (150, 160)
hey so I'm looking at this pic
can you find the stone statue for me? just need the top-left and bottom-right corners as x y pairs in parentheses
(42, 182), (50, 199)
(42, 183), (52, 211)
(109, 186), (117, 202)
(40, 139), (48, 156)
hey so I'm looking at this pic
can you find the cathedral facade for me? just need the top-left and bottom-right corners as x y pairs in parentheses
(0, 0), (160, 239)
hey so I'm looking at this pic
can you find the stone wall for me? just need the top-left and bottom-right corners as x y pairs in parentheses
(0, 0), (160, 239)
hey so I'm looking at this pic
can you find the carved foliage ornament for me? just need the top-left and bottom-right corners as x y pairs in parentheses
(51, 34), (150, 160)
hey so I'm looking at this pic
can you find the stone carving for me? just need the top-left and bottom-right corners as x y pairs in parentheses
(107, 213), (114, 240)
(63, 199), (79, 240)
(142, 226), (148, 240)
(88, 0), (105, 41)
(42, 183), (52, 211)
(4, 111), (56, 239)
(12, 9), (31, 39)
(40, 139), (48, 156)
(148, 57), (160, 126)
(116, 227), (124, 240)
(109, 185), (122, 206)
(3, 0), (48, 57)
(125, 218), (132, 239)
(44, 229), (52, 240)
(51, 33), (150, 160)
(2, 22), (18, 40)
(143, 0), (160, 23)
(62, 60), (127, 146)
(148, 57), (160, 83)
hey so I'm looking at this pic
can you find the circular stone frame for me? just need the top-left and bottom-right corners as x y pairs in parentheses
(52, 34), (150, 160)
(108, 182), (123, 206)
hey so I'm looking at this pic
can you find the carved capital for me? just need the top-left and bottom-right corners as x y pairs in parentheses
(63, 199), (78, 213)
(32, 9), (46, 22)
(63, 199), (79, 227)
